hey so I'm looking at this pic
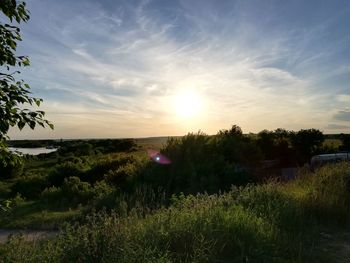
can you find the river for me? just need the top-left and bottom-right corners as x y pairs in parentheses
(8, 147), (58, 155)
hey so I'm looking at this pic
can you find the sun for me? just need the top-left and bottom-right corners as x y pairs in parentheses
(174, 90), (201, 119)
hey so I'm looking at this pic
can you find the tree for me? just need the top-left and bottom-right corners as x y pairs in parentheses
(257, 130), (276, 159)
(291, 129), (324, 165)
(340, 133), (350, 151)
(0, 0), (53, 166)
(218, 124), (243, 138)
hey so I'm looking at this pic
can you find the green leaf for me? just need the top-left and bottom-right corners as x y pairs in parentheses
(22, 58), (30, 66)
(29, 121), (36, 129)
(17, 121), (25, 130)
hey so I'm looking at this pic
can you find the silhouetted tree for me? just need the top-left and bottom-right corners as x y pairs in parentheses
(218, 125), (243, 138)
(274, 128), (290, 140)
(291, 129), (324, 165)
(340, 134), (350, 151)
(257, 130), (276, 160)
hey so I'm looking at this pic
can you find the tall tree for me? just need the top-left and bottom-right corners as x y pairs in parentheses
(0, 0), (53, 166)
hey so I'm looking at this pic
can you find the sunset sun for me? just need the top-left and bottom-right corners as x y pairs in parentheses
(174, 90), (202, 119)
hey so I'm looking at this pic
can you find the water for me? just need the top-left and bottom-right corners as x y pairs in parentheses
(9, 147), (58, 155)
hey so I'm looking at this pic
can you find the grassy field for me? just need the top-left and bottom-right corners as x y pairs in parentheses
(323, 138), (343, 150)
(1, 163), (350, 262)
(135, 136), (172, 151)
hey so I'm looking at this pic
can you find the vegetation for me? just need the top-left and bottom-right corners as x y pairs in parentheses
(1, 163), (350, 262)
(1, 1), (348, 262)
(0, 126), (346, 227)
(0, 0), (52, 167)
(0, 125), (349, 261)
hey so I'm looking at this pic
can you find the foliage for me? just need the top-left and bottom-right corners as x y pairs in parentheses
(340, 133), (350, 151)
(3, 163), (350, 262)
(104, 162), (137, 185)
(290, 129), (325, 164)
(216, 125), (263, 166)
(0, 155), (23, 178)
(48, 160), (86, 186)
(57, 139), (137, 156)
(11, 174), (49, 198)
(0, 0), (53, 166)
(86, 155), (135, 183)
(41, 176), (93, 207)
(256, 129), (276, 159)
(138, 127), (260, 195)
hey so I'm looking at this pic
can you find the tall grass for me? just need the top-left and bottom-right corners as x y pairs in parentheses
(1, 163), (350, 262)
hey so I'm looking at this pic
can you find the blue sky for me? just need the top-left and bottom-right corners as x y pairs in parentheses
(8, 0), (350, 139)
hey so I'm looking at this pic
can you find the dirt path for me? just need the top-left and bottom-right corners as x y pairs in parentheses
(319, 231), (350, 262)
(0, 229), (57, 243)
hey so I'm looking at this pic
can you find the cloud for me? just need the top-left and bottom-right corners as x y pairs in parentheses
(8, 0), (350, 138)
(325, 123), (350, 130)
(337, 94), (350, 103)
(333, 110), (350, 122)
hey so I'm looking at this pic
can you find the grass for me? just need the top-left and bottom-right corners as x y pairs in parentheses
(1, 163), (350, 262)
(0, 200), (82, 230)
(135, 136), (173, 151)
(323, 138), (342, 150)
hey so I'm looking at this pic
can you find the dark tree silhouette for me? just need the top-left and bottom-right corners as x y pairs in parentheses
(291, 129), (324, 165)
(340, 133), (350, 151)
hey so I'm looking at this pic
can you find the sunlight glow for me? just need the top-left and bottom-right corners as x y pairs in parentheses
(174, 90), (202, 119)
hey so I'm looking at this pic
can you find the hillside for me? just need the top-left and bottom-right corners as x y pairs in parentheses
(1, 163), (350, 262)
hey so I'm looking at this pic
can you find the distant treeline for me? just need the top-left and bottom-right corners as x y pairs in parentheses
(2, 126), (350, 198)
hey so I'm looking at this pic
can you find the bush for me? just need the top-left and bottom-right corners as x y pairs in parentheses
(0, 157), (24, 178)
(61, 177), (93, 201)
(48, 160), (86, 186)
(85, 156), (136, 183)
(104, 162), (137, 185)
(41, 185), (61, 204)
(138, 131), (254, 195)
(42, 177), (93, 207)
(11, 174), (49, 199)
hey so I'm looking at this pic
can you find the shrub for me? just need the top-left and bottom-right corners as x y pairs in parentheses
(41, 185), (61, 205)
(138, 132), (254, 195)
(85, 156), (136, 183)
(104, 162), (137, 185)
(11, 174), (49, 199)
(41, 177), (93, 207)
(0, 157), (24, 178)
(48, 160), (86, 186)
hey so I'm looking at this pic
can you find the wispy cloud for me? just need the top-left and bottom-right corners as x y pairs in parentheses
(9, 0), (350, 138)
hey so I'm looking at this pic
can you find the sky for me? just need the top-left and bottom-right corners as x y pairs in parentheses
(7, 0), (350, 139)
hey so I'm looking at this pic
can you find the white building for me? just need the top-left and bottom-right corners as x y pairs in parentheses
(310, 152), (350, 169)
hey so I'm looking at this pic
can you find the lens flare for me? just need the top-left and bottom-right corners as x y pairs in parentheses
(147, 149), (171, 165)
